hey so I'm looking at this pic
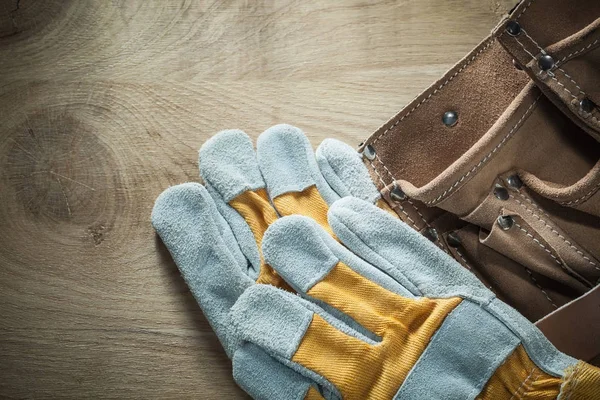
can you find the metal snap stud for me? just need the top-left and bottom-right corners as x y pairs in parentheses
(580, 98), (596, 113)
(442, 111), (458, 127)
(538, 54), (555, 71)
(363, 144), (376, 160)
(446, 231), (462, 248)
(497, 215), (514, 231)
(506, 174), (523, 190)
(505, 20), (521, 36)
(423, 227), (439, 242)
(493, 184), (509, 200)
(390, 185), (407, 202)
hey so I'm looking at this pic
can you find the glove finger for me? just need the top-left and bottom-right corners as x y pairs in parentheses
(230, 281), (460, 399)
(262, 215), (418, 336)
(316, 138), (397, 216)
(256, 124), (338, 234)
(315, 138), (381, 204)
(233, 343), (330, 400)
(199, 130), (288, 288)
(230, 284), (375, 399)
(328, 197), (493, 302)
(151, 183), (253, 356)
(199, 129), (265, 204)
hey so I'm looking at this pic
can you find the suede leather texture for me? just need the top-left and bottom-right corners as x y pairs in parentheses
(395, 300), (520, 400)
(153, 126), (579, 398)
(228, 199), (577, 398)
(153, 124), (397, 399)
(360, 0), (600, 336)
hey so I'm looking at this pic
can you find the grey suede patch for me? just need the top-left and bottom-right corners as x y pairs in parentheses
(233, 343), (314, 400)
(262, 215), (339, 293)
(256, 124), (339, 204)
(206, 184), (261, 279)
(316, 138), (381, 204)
(199, 129), (265, 202)
(395, 300), (520, 400)
(486, 298), (577, 377)
(263, 215), (416, 299)
(151, 183), (253, 357)
(328, 197), (494, 303)
(230, 285), (313, 359)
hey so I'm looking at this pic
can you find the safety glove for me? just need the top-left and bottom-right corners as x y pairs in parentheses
(152, 126), (600, 399)
(152, 124), (393, 397)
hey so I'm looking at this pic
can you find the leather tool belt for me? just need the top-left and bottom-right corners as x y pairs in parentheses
(360, 0), (600, 363)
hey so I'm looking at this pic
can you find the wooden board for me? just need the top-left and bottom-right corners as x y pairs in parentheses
(0, 1), (516, 398)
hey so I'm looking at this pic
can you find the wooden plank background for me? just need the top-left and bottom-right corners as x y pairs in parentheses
(0, 0), (515, 398)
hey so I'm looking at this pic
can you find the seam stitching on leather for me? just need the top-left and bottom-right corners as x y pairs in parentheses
(522, 269), (558, 309)
(386, 197), (417, 229)
(519, 30), (600, 125)
(369, 158), (389, 188)
(558, 38), (600, 64)
(514, 35), (538, 60)
(514, 221), (565, 270)
(454, 248), (472, 272)
(426, 94), (541, 205)
(517, 191), (550, 218)
(406, 199), (429, 228)
(556, 68), (583, 92)
(510, 195), (599, 270)
(395, 203), (418, 228)
(521, 31), (585, 100)
(375, 152), (396, 182)
(559, 181), (600, 205)
(516, 0), (536, 20)
(371, 38), (496, 146)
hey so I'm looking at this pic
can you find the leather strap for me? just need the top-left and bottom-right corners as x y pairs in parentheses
(536, 284), (600, 362)
(497, 17), (600, 141)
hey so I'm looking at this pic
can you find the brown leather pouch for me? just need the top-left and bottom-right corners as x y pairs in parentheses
(360, 0), (600, 361)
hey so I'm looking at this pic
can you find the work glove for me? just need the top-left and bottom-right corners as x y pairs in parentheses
(152, 126), (600, 399)
(152, 124), (393, 397)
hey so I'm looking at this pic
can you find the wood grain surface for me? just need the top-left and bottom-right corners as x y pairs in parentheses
(0, 1), (516, 398)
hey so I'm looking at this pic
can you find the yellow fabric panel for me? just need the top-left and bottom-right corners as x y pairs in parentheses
(229, 188), (278, 249)
(477, 345), (560, 399)
(229, 189), (291, 290)
(272, 186), (333, 236)
(304, 386), (325, 400)
(560, 361), (600, 400)
(293, 262), (462, 400)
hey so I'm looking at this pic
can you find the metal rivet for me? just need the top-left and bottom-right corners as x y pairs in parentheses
(506, 174), (523, 189)
(580, 98), (595, 113)
(512, 59), (523, 70)
(497, 215), (514, 231)
(446, 231), (462, 248)
(423, 227), (439, 242)
(505, 20), (521, 36)
(363, 144), (376, 160)
(538, 54), (555, 71)
(390, 185), (407, 202)
(442, 111), (458, 127)
(493, 184), (509, 200)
